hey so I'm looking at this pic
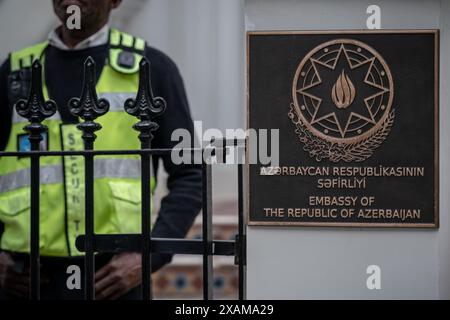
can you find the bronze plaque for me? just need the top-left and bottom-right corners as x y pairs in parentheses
(247, 30), (439, 227)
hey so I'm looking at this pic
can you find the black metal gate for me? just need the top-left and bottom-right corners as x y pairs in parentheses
(0, 57), (246, 300)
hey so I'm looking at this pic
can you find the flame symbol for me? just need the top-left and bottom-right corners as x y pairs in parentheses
(331, 70), (356, 109)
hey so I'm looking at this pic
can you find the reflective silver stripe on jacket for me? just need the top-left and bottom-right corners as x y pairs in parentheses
(0, 164), (63, 194)
(94, 158), (141, 179)
(98, 92), (135, 112)
(0, 158), (142, 194)
(12, 111), (61, 124)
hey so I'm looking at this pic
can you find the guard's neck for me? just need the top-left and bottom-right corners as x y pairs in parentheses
(58, 22), (107, 49)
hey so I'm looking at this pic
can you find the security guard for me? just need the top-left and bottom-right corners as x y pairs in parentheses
(0, 0), (202, 299)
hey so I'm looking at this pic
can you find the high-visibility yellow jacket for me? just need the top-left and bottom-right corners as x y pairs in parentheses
(0, 29), (155, 257)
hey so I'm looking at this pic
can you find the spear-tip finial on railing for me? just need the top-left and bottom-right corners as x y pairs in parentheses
(68, 57), (110, 145)
(14, 60), (57, 145)
(124, 58), (166, 145)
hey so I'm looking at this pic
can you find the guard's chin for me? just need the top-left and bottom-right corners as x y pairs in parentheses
(60, 0), (85, 8)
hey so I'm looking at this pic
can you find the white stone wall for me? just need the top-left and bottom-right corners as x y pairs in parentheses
(245, 0), (450, 299)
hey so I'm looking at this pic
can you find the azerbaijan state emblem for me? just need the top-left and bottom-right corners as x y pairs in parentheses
(289, 39), (395, 162)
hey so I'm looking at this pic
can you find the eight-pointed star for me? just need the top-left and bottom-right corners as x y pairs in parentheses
(298, 45), (389, 138)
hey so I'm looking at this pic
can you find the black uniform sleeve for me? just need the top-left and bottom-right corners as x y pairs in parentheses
(0, 58), (11, 152)
(145, 47), (202, 272)
(0, 57), (11, 239)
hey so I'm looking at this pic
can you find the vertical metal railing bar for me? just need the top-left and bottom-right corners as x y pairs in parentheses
(29, 140), (41, 300)
(83, 142), (95, 300)
(141, 146), (152, 300)
(14, 60), (57, 300)
(69, 57), (109, 300)
(202, 146), (214, 300)
(124, 58), (166, 300)
(237, 142), (246, 300)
